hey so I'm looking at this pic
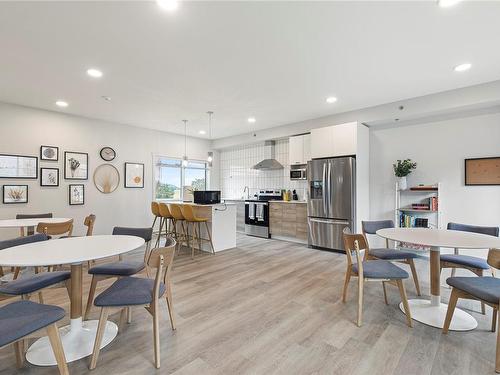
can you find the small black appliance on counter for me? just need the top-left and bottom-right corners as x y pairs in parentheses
(193, 190), (221, 205)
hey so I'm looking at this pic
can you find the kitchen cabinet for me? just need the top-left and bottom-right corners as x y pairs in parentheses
(269, 202), (307, 243)
(223, 199), (245, 233)
(310, 121), (359, 159)
(289, 134), (311, 165)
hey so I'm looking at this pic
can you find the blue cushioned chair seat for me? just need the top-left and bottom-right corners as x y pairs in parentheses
(0, 271), (70, 296)
(94, 277), (165, 307)
(440, 254), (490, 270)
(0, 300), (65, 347)
(352, 260), (408, 279)
(88, 261), (145, 276)
(447, 277), (500, 304)
(370, 248), (418, 260)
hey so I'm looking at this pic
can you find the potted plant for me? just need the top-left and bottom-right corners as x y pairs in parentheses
(393, 159), (417, 190)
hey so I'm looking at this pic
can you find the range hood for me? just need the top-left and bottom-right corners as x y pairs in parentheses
(252, 140), (284, 170)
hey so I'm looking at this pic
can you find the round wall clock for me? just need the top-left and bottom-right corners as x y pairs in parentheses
(100, 147), (116, 161)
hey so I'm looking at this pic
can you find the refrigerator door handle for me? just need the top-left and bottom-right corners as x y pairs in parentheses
(309, 218), (350, 225)
(327, 162), (332, 215)
(322, 163), (327, 214)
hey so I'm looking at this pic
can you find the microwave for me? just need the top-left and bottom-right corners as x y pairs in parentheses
(290, 167), (307, 180)
(193, 190), (221, 205)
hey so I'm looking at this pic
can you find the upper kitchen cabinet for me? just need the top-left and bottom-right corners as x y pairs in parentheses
(289, 133), (311, 165)
(310, 122), (366, 159)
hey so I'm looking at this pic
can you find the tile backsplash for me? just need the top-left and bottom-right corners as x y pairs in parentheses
(219, 139), (308, 200)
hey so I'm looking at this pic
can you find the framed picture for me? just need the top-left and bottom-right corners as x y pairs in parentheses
(465, 157), (500, 186)
(40, 145), (59, 161)
(40, 167), (59, 187)
(64, 151), (88, 180)
(2, 185), (28, 204)
(124, 162), (144, 188)
(69, 184), (84, 205)
(94, 164), (120, 193)
(0, 154), (38, 179)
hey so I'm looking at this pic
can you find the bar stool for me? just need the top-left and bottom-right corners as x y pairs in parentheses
(168, 204), (189, 253)
(180, 204), (215, 259)
(151, 202), (163, 248)
(158, 203), (175, 245)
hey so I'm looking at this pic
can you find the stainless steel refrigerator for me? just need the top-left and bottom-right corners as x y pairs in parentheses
(307, 156), (355, 252)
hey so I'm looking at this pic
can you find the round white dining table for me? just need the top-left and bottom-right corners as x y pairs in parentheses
(0, 217), (72, 229)
(0, 235), (145, 366)
(377, 228), (500, 331)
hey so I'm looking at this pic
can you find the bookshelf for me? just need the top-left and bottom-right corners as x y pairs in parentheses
(395, 182), (443, 251)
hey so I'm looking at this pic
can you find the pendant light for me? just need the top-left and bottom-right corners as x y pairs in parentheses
(182, 119), (188, 167)
(207, 111), (214, 165)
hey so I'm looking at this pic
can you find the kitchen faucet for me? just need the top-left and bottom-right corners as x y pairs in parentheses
(243, 186), (250, 199)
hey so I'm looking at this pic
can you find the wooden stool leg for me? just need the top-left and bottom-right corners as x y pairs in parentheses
(191, 223), (196, 259)
(204, 222), (215, 255)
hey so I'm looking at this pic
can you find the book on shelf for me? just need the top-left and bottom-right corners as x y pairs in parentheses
(409, 184), (438, 191)
(399, 212), (429, 228)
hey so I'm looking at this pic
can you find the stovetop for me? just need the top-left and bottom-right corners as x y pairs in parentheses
(245, 189), (282, 203)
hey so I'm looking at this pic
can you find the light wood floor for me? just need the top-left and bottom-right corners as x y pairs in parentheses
(0, 234), (497, 375)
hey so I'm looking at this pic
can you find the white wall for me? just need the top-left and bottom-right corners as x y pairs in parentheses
(220, 139), (307, 200)
(369, 112), (500, 255)
(0, 102), (217, 240)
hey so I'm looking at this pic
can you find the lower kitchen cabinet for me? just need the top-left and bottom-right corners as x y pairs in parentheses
(224, 199), (246, 233)
(269, 202), (307, 243)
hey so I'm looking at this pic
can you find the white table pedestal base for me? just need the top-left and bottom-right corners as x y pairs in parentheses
(26, 318), (118, 366)
(399, 299), (478, 331)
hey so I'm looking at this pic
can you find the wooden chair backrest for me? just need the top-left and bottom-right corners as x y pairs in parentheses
(487, 248), (500, 269)
(158, 203), (172, 219)
(36, 219), (73, 236)
(168, 204), (185, 220)
(16, 213), (53, 236)
(147, 240), (176, 300)
(84, 214), (96, 236)
(342, 228), (368, 272)
(151, 202), (160, 217)
(180, 205), (196, 221)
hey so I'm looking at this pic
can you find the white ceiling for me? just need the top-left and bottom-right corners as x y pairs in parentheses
(1, 1), (500, 139)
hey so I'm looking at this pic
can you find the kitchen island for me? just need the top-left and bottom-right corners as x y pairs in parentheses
(171, 202), (237, 252)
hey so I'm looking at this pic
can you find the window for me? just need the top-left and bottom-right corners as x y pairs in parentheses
(154, 156), (209, 200)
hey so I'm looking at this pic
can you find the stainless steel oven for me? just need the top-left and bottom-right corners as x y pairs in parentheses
(245, 190), (281, 238)
(290, 166), (307, 180)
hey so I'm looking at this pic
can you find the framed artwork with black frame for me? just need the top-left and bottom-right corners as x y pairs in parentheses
(2, 185), (28, 204)
(40, 167), (59, 187)
(64, 151), (88, 180)
(0, 154), (38, 179)
(124, 162), (144, 188)
(465, 157), (500, 186)
(40, 145), (59, 161)
(69, 184), (85, 205)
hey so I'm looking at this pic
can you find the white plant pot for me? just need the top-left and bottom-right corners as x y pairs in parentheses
(398, 176), (407, 191)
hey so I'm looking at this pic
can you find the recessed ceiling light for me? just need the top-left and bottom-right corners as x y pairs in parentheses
(438, 0), (462, 8)
(454, 63), (471, 72)
(157, 0), (178, 11)
(247, 117), (256, 123)
(326, 97), (337, 104)
(199, 130), (206, 135)
(55, 100), (68, 108)
(101, 96), (111, 101)
(87, 68), (103, 78)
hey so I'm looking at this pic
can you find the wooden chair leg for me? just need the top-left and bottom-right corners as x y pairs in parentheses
(205, 221), (215, 255)
(89, 307), (109, 370)
(127, 306), (132, 324)
(38, 291), (44, 304)
(382, 281), (388, 305)
(13, 267), (21, 280)
(119, 308), (127, 333)
(153, 305), (160, 368)
(496, 309), (500, 373)
(407, 259), (421, 296)
(46, 323), (69, 375)
(14, 340), (24, 368)
(397, 280), (412, 327)
(357, 277), (363, 327)
(443, 288), (460, 334)
(84, 276), (98, 320)
(493, 308), (498, 333)
(342, 271), (351, 303)
(0, 266), (3, 278)
(165, 284), (176, 330)
(478, 270), (486, 315)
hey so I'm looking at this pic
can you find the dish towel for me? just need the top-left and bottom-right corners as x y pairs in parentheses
(256, 204), (264, 221)
(248, 203), (255, 220)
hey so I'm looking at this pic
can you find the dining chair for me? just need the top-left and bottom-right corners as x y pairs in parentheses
(36, 219), (74, 238)
(0, 234), (71, 304)
(180, 204), (215, 258)
(89, 238), (176, 370)
(60, 214), (96, 268)
(151, 202), (163, 247)
(15, 212), (53, 236)
(362, 220), (421, 296)
(342, 228), (412, 327)
(443, 248), (500, 373)
(441, 222), (499, 314)
(0, 300), (69, 375)
(84, 226), (153, 320)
